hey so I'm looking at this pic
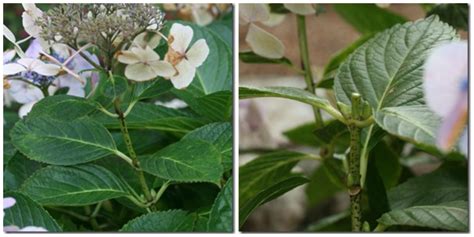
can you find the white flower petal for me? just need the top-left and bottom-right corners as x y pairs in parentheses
(142, 46), (161, 62)
(125, 63), (157, 81)
(170, 59), (196, 89)
(169, 23), (194, 53)
(4, 226), (20, 232)
(19, 226), (48, 232)
(245, 23), (285, 59)
(8, 80), (44, 104)
(186, 39), (209, 67)
(19, 101), (37, 118)
(423, 41), (467, 118)
(4, 197), (16, 209)
(3, 25), (16, 43)
(57, 75), (85, 97)
(22, 12), (41, 38)
(261, 13), (286, 27)
(149, 61), (176, 78)
(32, 63), (61, 76)
(3, 63), (26, 75)
(239, 4), (270, 24)
(117, 50), (140, 65)
(191, 7), (213, 26)
(133, 32), (162, 49)
(284, 4), (316, 15)
(3, 50), (16, 64)
(17, 58), (40, 69)
(22, 4), (42, 15)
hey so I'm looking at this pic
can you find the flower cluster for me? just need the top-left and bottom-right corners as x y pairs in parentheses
(163, 4), (232, 26)
(36, 4), (165, 53)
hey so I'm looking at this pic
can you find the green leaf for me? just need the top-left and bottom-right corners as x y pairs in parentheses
(92, 102), (207, 135)
(207, 178), (233, 232)
(25, 95), (97, 121)
(240, 175), (309, 227)
(334, 16), (457, 147)
(11, 117), (120, 165)
(99, 74), (128, 99)
(240, 51), (293, 66)
(371, 141), (401, 189)
(120, 209), (196, 232)
(182, 122), (232, 171)
(269, 3), (291, 14)
(4, 192), (62, 231)
(284, 122), (322, 147)
(306, 210), (351, 232)
(333, 4), (407, 34)
(376, 105), (443, 149)
(388, 162), (467, 210)
(3, 140), (16, 166)
(427, 4), (468, 30)
(21, 164), (129, 206)
(207, 17), (233, 48)
(239, 151), (315, 226)
(193, 90), (232, 122)
(240, 86), (332, 109)
(366, 153), (390, 224)
(4, 153), (43, 191)
(306, 159), (345, 206)
(131, 79), (173, 100)
(377, 201), (468, 231)
(139, 139), (223, 184)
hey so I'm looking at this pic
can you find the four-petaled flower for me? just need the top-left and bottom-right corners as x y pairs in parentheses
(164, 23), (209, 89)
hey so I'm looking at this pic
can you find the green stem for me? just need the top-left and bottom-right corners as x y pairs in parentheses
(47, 206), (89, 222)
(297, 15), (324, 128)
(359, 124), (374, 188)
(151, 181), (171, 204)
(348, 93), (362, 232)
(113, 98), (153, 203)
(91, 202), (103, 218)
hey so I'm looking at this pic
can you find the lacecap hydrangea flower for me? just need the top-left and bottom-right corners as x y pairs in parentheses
(423, 41), (468, 154)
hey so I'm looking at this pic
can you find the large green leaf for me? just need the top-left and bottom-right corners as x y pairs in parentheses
(239, 151), (315, 226)
(182, 122), (232, 171)
(25, 95), (97, 121)
(207, 178), (233, 232)
(333, 4), (407, 34)
(207, 16), (233, 48)
(21, 164), (129, 206)
(92, 102), (207, 135)
(377, 201), (468, 231)
(4, 192), (62, 231)
(334, 16), (457, 147)
(10, 117), (120, 165)
(375, 106), (442, 147)
(120, 209), (195, 232)
(139, 139), (223, 184)
(193, 90), (232, 122)
(388, 162), (467, 210)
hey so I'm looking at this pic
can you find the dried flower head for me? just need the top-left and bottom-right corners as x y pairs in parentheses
(36, 4), (165, 53)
